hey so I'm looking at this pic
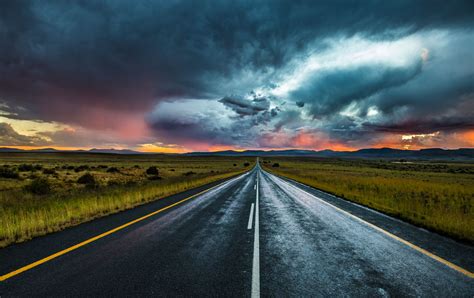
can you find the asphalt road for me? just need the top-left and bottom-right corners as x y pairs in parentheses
(1, 163), (473, 297)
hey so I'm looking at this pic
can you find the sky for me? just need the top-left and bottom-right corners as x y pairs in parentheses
(0, 0), (473, 152)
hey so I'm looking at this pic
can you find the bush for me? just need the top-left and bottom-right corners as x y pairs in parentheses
(25, 178), (51, 195)
(77, 173), (97, 187)
(106, 167), (120, 173)
(18, 164), (34, 172)
(244, 162), (250, 167)
(0, 167), (20, 179)
(146, 166), (159, 176)
(183, 171), (196, 176)
(233, 163), (237, 166)
(148, 175), (163, 181)
(98, 165), (108, 169)
(272, 163), (280, 167)
(169, 168), (175, 171)
(74, 165), (89, 172)
(43, 168), (57, 175)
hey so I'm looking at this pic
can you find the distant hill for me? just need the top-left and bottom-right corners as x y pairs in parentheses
(88, 148), (142, 154)
(0, 147), (25, 153)
(0, 147), (473, 160)
(185, 149), (318, 156)
(0, 147), (142, 155)
(186, 148), (474, 160)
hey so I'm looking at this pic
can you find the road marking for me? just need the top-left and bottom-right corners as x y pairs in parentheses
(251, 171), (260, 298)
(266, 170), (474, 279)
(0, 172), (249, 282)
(247, 203), (255, 230)
(254, 184), (256, 190)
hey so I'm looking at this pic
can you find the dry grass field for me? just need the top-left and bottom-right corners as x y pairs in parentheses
(0, 153), (253, 247)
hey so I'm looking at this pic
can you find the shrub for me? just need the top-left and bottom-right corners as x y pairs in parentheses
(244, 162), (250, 167)
(25, 178), (51, 195)
(170, 168), (175, 171)
(106, 167), (120, 173)
(148, 175), (163, 181)
(77, 173), (97, 187)
(233, 163), (237, 166)
(146, 166), (159, 176)
(75, 165), (89, 172)
(98, 165), (108, 169)
(272, 163), (280, 167)
(43, 168), (57, 175)
(184, 171), (196, 176)
(18, 164), (34, 172)
(0, 167), (20, 179)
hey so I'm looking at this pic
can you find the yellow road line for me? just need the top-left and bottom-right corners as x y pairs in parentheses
(0, 172), (246, 282)
(267, 170), (474, 279)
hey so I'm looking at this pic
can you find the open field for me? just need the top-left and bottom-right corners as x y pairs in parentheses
(0, 153), (253, 247)
(262, 157), (474, 243)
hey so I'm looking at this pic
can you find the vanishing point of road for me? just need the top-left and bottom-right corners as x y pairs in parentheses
(1, 161), (473, 297)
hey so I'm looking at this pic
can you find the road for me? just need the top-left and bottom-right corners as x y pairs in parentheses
(1, 162), (473, 297)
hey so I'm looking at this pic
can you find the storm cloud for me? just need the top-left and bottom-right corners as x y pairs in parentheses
(219, 95), (271, 116)
(1, 0), (473, 150)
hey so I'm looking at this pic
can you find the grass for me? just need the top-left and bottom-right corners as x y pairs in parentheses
(0, 153), (254, 248)
(261, 157), (474, 243)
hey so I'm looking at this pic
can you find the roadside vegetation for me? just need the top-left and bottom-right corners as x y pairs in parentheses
(262, 157), (474, 243)
(0, 153), (253, 247)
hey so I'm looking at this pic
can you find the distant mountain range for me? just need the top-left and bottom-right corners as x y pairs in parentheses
(1, 147), (473, 160)
(185, 148), (474, 160)
(0, 147), (143, 155)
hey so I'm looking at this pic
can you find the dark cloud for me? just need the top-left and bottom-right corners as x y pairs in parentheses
(364, 117), (474, 135)
(1, 1), (473, 149)
(219, 95), (270, 116)
(1, 1), (473, 122)
(291, 60), (423, 118)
